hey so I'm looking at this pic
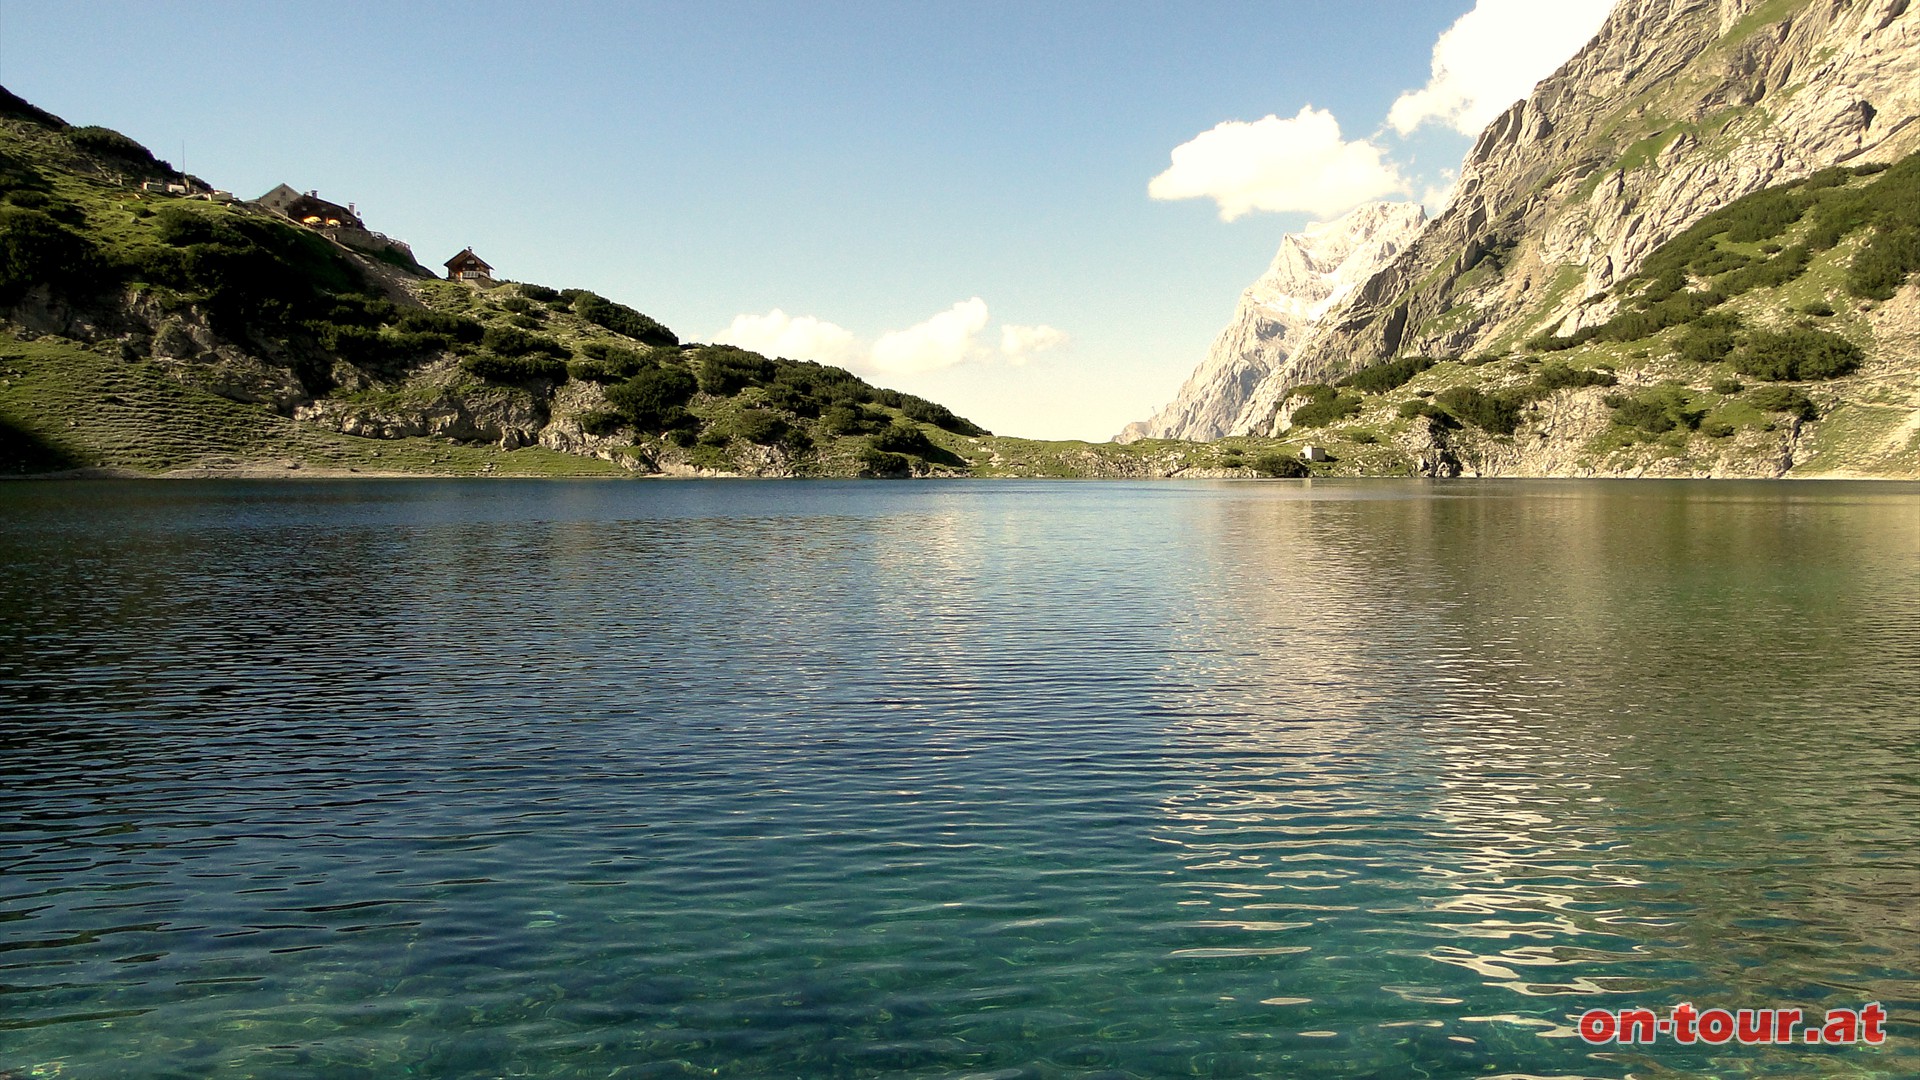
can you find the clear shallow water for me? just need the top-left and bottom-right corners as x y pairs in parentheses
(1, 478), (1917, 1080)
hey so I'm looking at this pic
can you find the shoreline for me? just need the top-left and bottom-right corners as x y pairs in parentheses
(7, 464), (1919, 484)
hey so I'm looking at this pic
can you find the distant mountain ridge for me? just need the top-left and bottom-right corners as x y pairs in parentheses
(1118, 203), (1425, 443)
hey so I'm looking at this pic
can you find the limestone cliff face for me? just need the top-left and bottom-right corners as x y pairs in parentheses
(1268, 0), (1920, 423)
(1118, 202), (1426, 442)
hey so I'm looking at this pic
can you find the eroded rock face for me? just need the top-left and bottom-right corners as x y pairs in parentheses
(128, 295), (312, 411)
(295, 390), (546, 445)
(160, 352), (308, 413)
(1118, 202), (1427, 442)
(1286, 0), (1920, 378)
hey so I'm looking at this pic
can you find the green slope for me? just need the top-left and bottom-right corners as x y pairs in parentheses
(0, 86), (1028, 479)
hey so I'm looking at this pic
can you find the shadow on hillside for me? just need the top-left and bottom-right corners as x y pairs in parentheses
(0, 416), (83, 474)
(922, 443), (970, 470)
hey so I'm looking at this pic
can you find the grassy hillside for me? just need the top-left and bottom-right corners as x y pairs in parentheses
(0, 86), (1090, 480)
(0, 333), (628, 477)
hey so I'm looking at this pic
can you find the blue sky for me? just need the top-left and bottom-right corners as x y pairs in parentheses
(0, 1), (1612, 439)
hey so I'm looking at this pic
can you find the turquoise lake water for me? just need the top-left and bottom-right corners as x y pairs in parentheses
(1, 478), (1917, 1079)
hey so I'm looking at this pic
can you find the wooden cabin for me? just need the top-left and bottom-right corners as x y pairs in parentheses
(255, 183), (364, 230)
(444, 248), (494, 284)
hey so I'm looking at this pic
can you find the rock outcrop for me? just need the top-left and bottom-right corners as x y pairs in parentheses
(1277, 0), (1920, 396)
(1118, 202), (1426, 442)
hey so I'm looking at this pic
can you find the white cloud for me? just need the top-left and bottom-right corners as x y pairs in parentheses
(1148, 106), (1407, 221)
(714, 308), (858, 365)
(999, 324), (1070, 364)
(717, 300), (1068, 376)
(870, 298), (992, 374)
(1388, 0), (1615, 137)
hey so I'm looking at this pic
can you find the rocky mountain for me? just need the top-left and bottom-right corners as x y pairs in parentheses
(1118, 202), (1425, 443)
(1122, 0), (1920, 480)
(1259, 0), (1920, 425)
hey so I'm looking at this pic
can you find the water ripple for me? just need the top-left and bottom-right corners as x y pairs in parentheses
(1, 479), (1917, 1078)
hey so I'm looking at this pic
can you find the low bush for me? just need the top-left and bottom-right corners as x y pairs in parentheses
(308, 323), (448, 374)
(777, 361), (874, 406)
(0, 206), (98, 302)
(396, 309), (484, 343)
(571, 291), (678, 346)
(569, 342), (657, 383)
(578, 410), (626, 436)
(461, 351), (568, 384)
(1287, 384), (1362, 428)
(604, 366), (697, 430)
(1676, 324), (1739, 365)
(1720, 185), (1813, 244)
(518, 283), (560, 303)
(900, 394), (986, 435)
(1397, 399), (1459, 427)
(1434, 386), (1525, 434)
(693, 346), (776, 395)
(1606, 386), (1705, 434)
(1847, 225), (1920, 300)
(1710, 376), (1745, 395)
(1803, 166), (1855, 191)
(868, 420), (934, 456)
(1532, 362), (1617, 392)
(325, 295), (397, 327)
(1732, 328), (1863, 381)
(1528, 288), (1729, 352)
(1718, 244), (1809, 294)
(1339, 356), (1437, 394)
(1692, 247), (1753, 276)
(723, 408), (790, 445)
(1745, 385), (1817, 420)
(579, 340), (654, 365)
(1611, 397), (1675, 433)
(759, 381), (824, 417)
(1251, 452), (1309, 478)
(67, 126), (168, 171)
(858, 447), (913, 477)
(820, 403), (880, 435)
(481, 324), (567, 358)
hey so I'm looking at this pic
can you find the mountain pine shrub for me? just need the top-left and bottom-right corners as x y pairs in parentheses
(1732, 328), (1863, 381)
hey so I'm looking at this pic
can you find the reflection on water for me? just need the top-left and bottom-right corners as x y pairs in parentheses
(1, 478), (1917, 1078)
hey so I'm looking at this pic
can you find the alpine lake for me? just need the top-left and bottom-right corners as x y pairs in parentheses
(2, 478), (1916, 1079)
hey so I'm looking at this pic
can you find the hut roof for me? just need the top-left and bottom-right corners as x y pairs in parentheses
(445, 247), (493, 271)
